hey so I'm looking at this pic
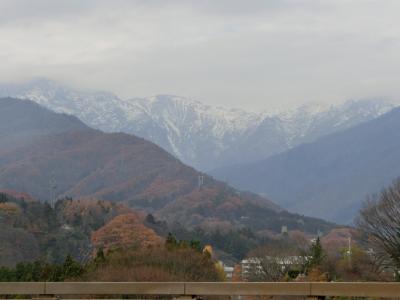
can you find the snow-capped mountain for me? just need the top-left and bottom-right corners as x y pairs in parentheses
(0, 78), (396, 170)
(119, 95), (264, 166)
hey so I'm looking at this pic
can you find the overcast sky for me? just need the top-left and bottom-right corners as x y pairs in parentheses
(1, 0), (400, 110)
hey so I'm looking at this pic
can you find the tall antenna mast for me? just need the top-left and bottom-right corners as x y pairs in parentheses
(49, 173), (57, 208)
(198, 175), (204, 189)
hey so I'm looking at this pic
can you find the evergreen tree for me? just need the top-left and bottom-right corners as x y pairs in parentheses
(62, 255), (83, 279)
(306, 237), (325, 272)
(190, 239), (202, 252)
(0, 193), (8, 203)
(94, 248), (106, 266)
(145, 214), (156, 224)
(165, 233), (178, 250)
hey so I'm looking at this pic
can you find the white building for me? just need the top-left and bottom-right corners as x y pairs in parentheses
(241, 256), (308, 280)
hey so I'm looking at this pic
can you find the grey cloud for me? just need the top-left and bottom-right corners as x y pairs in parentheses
(0, 0), (400, 110)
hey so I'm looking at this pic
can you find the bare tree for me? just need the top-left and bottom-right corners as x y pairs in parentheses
(357, 179), (400, 279)
(245, 239), (306, 281)
(245, 257), (293, 282)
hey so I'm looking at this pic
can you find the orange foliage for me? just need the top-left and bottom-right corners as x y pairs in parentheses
(91, 213), (163, 253)
(61, 197), (132, 223)
(159, 187), (248, 228)
(85, 246), (223, 282)
(141, 178), (191, 198)
(0, 202), (20, 214)
(232, 264), (242, 282)
(307, 267), (329, 281)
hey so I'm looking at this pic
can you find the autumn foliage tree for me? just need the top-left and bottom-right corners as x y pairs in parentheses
(84, 242), (223, 282)
(83, 233), (221, 282)
(334, 245), (381, 281)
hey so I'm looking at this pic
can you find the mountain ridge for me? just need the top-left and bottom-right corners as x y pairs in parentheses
(0, 78), (394, 171)
(212, 106), (400, 223)
(0, 97), (333, 235)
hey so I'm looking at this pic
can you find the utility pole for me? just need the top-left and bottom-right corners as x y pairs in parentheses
(348, 237), (352, 268)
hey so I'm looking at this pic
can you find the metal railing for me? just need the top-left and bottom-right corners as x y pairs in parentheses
(0, 282), (400, 298)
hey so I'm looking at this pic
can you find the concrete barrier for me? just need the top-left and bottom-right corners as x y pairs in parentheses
(0, 282), (400, 298)
(185, 282), (311, 296)
(45, 282), (184, 295)
(310, 282), (400, 298)
(0, 282), (45, 294)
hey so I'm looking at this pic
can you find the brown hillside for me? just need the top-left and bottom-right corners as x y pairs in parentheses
(59, 198), (133, 222)
(0, 98), (334, 234)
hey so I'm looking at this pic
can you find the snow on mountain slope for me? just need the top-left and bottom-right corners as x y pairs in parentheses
(213, 99), (396, 168)
(0, 78), (396, 171)
(120, 95), (264, 163)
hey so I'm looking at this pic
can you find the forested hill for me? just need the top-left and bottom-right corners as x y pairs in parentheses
(0, 97), (334, 236)
(0, 192), (154, 266)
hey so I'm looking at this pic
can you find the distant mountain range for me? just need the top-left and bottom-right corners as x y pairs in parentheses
(0, 78), (395, 171)
(212, 107), (400, 224)
(0, 97), (333, 234)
